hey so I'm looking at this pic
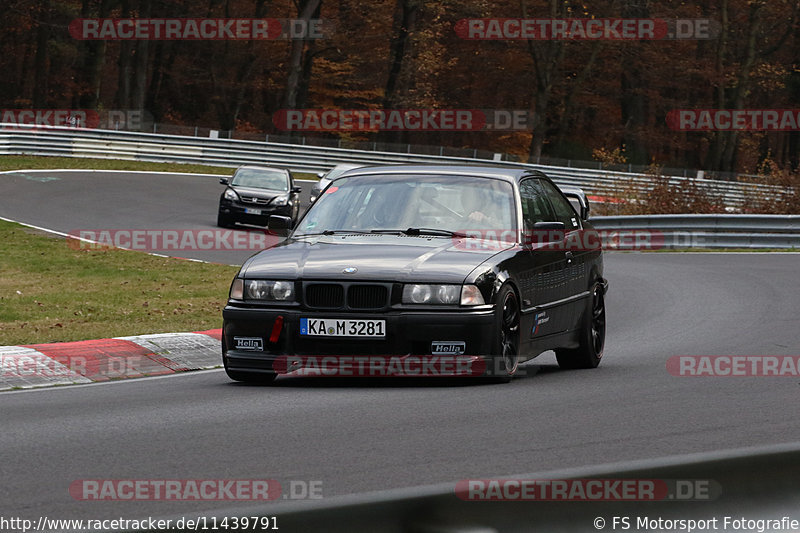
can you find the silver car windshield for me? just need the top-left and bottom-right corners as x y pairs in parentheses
(295, 174), (516, 235)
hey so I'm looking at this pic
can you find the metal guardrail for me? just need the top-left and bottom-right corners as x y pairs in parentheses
(0, 124), (781, 209)
(138, 443), (800, 533)
(590, 214), (800, 249)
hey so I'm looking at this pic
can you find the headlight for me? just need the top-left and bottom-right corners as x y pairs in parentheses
(223, 188), (239, 201)
(460, 284), (485, 306)
(402, 284), (460, 305)
(272, 195), (290, 206)
(230, 278), (243, 299)
(244, 280), (295, 301)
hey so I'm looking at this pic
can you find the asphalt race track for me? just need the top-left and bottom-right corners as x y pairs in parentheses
(0, 170), (292, 265)
(1, 170), (799, 521)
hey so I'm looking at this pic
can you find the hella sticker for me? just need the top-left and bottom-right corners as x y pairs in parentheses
(431, 341), (466, 355)
(234, 337), (264, 351)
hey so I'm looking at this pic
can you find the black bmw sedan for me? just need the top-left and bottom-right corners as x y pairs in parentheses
(222, 165), (607, 383)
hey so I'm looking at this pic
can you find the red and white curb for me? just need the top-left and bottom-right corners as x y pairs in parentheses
(0, 329), (222, 391)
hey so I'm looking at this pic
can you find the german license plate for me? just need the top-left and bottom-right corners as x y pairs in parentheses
(300, 318), (385, 337)
(244, 208), (261, 215)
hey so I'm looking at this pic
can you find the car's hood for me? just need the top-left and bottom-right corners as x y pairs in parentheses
(241, 234), (511, 283)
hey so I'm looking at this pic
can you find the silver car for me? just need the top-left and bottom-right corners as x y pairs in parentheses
(309, 163), (363, 203)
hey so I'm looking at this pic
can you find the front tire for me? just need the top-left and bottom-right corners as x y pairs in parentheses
(490, 285), (521, 382)
(556, 283), (606, 369)
(217, 212), (234, 228)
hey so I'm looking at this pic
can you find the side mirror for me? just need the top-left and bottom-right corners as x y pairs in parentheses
(563, 191), (590, 220)
(291, 186), (303, 194)
(529, 221), (566, 244)
(268, 215), (292, 235)
(219, 177), (229, 185)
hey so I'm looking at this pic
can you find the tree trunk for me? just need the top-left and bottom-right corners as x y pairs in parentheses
(32, 0), (51, 108)
(523, 0), (565, 162)
(383, 0), (419, 109)
(618, 0), (650, 165)
(131, 0), (152, 116)
(283, 0), (322, 110)
(719, 2), (762, 172)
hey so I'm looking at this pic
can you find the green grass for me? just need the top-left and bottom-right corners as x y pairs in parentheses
(0, 220), (238, 345)
(0, 155), (318, 179)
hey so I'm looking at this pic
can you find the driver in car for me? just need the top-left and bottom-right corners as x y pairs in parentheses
(462, 187), (505, 229)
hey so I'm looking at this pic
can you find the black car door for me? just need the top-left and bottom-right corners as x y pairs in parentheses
(517, 178), (570, 341)
(538, 179), (588, 332)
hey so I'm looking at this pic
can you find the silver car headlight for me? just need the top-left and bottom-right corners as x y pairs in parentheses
(223, 188), (239, 201)
(272, 195), (290, 206)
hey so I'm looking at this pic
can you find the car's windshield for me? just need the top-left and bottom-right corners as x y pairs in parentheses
(295, 174), (516, 236)
(230, 169), (289, 191)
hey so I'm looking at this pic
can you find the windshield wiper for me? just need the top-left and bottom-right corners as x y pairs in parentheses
(371, 228), (467, 238)
(293, 230), (374, 237)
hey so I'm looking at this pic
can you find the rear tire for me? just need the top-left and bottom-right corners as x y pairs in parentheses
(556, 284), (605, 369)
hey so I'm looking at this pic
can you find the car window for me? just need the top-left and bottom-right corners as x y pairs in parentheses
(540, 180), (581, 230)
(519, 178), (556, 231)
(230, 169), (289, 191)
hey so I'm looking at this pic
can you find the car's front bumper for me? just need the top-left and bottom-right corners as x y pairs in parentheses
(222, 305), (497, 376)
(219, 200), (292, 225)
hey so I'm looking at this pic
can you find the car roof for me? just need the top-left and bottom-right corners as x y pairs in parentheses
(336, 164), (548, 183)
(235, 165), (289, 174)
